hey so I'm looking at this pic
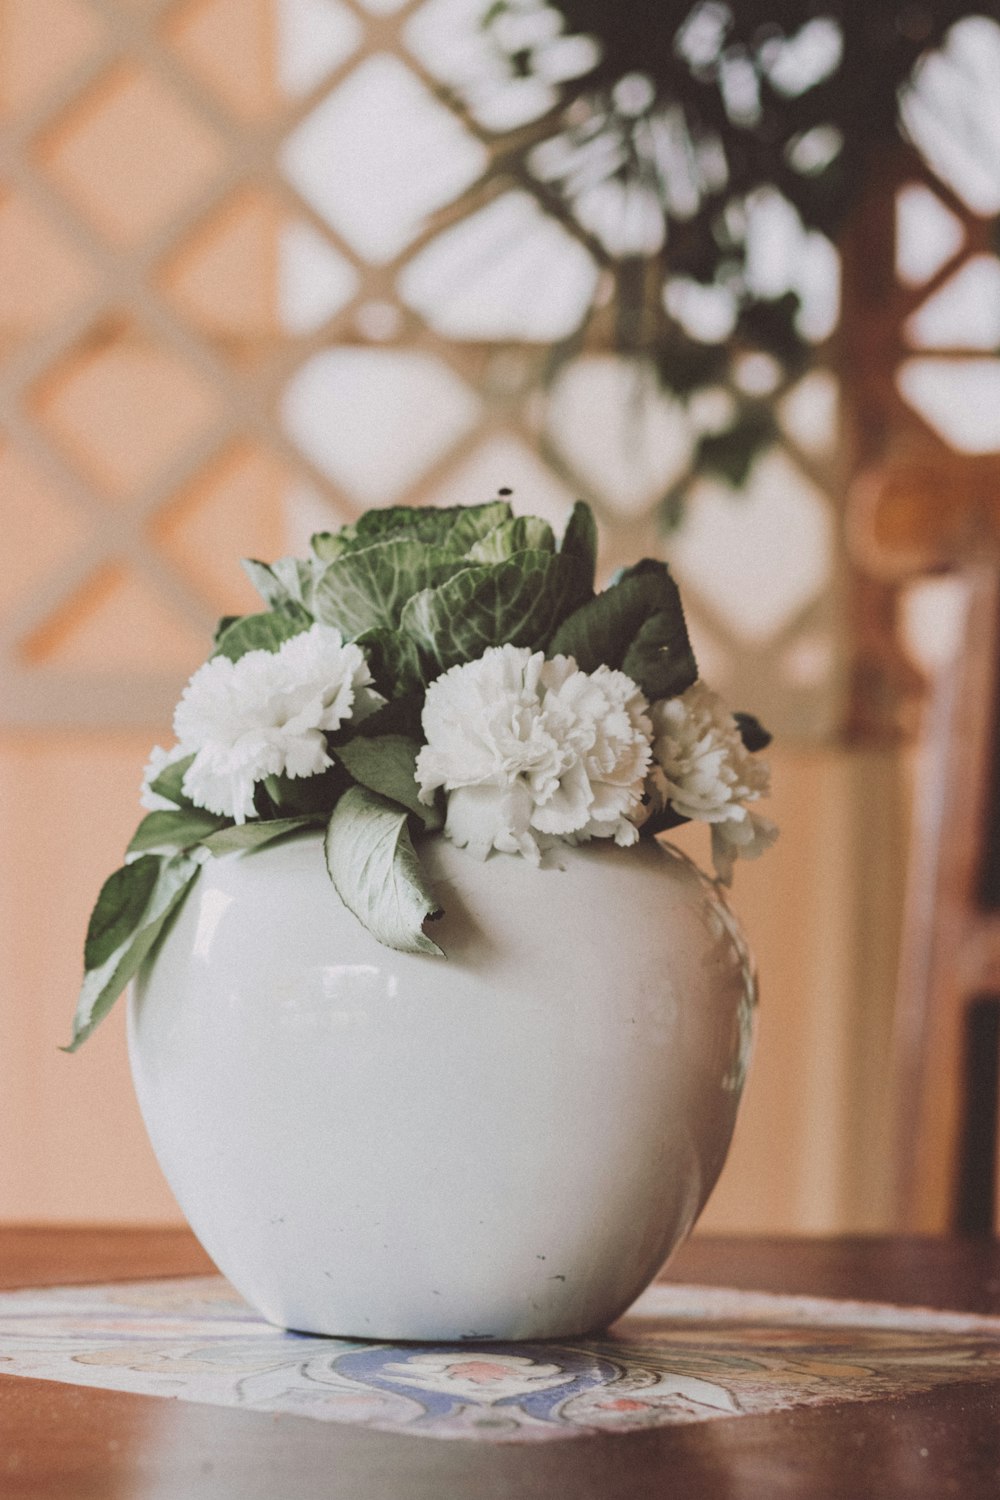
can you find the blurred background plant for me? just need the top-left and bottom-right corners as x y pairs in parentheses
(441, 0), (996, 525)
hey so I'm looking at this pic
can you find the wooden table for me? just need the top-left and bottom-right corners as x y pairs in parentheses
(1, 1229), (998, 1498)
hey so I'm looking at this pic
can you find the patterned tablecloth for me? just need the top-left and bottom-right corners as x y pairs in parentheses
(0, 1276), (997, 1443)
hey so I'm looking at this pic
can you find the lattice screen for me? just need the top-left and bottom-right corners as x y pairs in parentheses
(2, 0), (997, 738)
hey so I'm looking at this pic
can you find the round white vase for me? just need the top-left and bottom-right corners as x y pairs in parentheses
(129, 832), (756, 1341)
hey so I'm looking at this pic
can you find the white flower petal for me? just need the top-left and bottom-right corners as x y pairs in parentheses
(648, 681), (778, 879)
(417, 644), (652, 862)
(172, 623), (382, 821)
(140, 743), (187, 811)
(445, 785), (518, 861)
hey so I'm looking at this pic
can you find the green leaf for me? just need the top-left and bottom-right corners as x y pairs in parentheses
(737, 292), (805, 366)
(213, 615), (240, 644)
(313, 539), (458, 637)
(67, 852), (204, 1052)
(639, 804), (690, 839)
(364, 501), (515, 555)
(550, 559), (698, 701)
(311, 529), (352, 563)
(734, 711), (772, 753)
(325, 501), (515, 558)
(262, 768), (352, 816)
(653, 333), (729, 397)
(241, 557), (316, 616)
(127, 808), (227, 855)
(621, 610), (696, 702)
(335, 734), (441, 830)
(559, 500), (598, 590)
(84, 857), (160, 972)
(202, 817), (320, 855)
(324, 787), (444, 956)
(465, 515), (554, 563)
(357, 501), (513, 551)
(213, 611), (307, 662)
(354, 626), (424, 698)
(260, 764), (349, 818)
(241, 558), (288, 609)
(400, 551), (591, 677)
(273, 556), (317, 610)
(695, 407), (777, 489)
(354, 695), (425, 741)
(147, 753), (196, 810)
(659, 485), (687, 533)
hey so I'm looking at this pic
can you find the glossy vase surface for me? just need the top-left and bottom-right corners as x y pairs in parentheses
(129, 832), (756, 1340)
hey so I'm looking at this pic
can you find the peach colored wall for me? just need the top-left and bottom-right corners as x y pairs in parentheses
(0, 733), (179, 1221)
(697, 744), (907, 1234)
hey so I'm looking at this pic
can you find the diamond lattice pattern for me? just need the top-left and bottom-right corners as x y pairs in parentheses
(4, 0), (996, 735)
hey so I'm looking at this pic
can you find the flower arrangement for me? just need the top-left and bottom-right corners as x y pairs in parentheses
(67, 498), (775, 1051)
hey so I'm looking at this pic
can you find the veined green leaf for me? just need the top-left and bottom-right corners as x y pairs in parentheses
(550, 559), (698, 701)
(401, 551), (591, 677)
(559, 500), (598, 591)
(84, 857), (160, 972)
(213, 615), (240, 644)
(127, 808), (227, 856)
(67, 852), (204, 1052)
(354, 626), (424, 699)
(147, 753), (195, 810)
(335, 734), (441, 830)
(734, 711), (772, 752)
(316, 501), (513, 561)
(242, 557), (316, 616)
(202, 817), (320, 855)
(259, 764), (348, 819)
(465, 515), (555, 563)
(213, 611), (307, 662)
(312, 539), (458, 637)
(353, 695), (425, 741)
(324, 787), (444, 956)
(311, 529), (352, 563)
(273, 555), (318, 611)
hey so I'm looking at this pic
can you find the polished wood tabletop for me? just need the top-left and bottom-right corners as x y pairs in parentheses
(1, 1228), (998, 1499)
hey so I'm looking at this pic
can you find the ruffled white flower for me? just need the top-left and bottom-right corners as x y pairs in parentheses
(415, 644), (652, 864)
(710, 808), (779, 885)
(139, 743), (188, 811)
(173, 624), (382, 823)
(647, 680), (777, 883)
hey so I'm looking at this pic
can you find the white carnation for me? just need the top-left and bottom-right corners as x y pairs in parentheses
(710, 807), (779, 886)
(415, 644), (652, 864)
(173, 624), (382, 822)
(139, 743), (188, 811)
(648, 680), (777, 882)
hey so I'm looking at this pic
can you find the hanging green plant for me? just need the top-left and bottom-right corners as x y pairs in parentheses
(459, 1), (993, 524)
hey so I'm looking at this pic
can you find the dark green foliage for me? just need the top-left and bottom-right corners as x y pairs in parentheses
(213, 612), (307, 662)
(126, 809), (227, 856)
(146, 754), (195, 810)
(695, 407), (778, 489)
(402, 552), (593, 677)
(83, 857), (161, 973)
(476, 1), (989, 505)
(559, 501), (598, 591)
(551, 559), (698, 701)
(734, 711), (773, 752)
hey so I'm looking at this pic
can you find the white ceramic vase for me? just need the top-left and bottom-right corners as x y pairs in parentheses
(129, 832), (756, 1341)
